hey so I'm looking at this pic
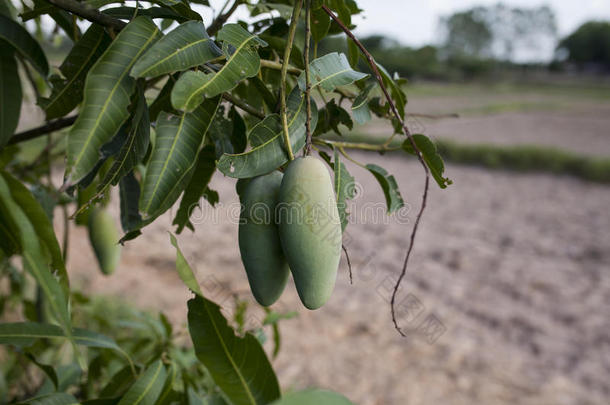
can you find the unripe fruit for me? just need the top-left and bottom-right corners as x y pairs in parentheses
(88, 208), (121, 275)
(278, 157), (342, 310)
(238, 171), (290, 306)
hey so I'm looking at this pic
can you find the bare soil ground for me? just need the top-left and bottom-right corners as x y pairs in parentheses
(56, 84), (610, 404)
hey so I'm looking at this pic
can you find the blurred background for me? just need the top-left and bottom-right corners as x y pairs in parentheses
(13, 0), (610, 404)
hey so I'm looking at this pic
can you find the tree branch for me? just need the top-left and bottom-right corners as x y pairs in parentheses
(322, 5), (431, 337)
(8, 116), (78, 145)
(222, 93), (264, 119)
(279, 0), (303, 161)
(207, 0), (242, 37)
(47, 0), (127, 31)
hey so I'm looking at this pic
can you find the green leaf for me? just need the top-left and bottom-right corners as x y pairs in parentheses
(0, 45), (21, 147)
(149, 75), (179, 122)
(169, 233), (202, 296)
(314, 99), (352, 136)
(172, 145), (216, 233)
(402, 134), (452, 188)
(119, 172), (142, 233)
(351, 83), (374, 125)
(24, 353), (58, 390)
(0, 322), (121, 350)
(365, 163), (405, 214)
(139, 96), (220, 218)
(217, 89), (318, 178)
(0, 14), (49, 76)
(0, 176), (75, 355)
(187, 295), (280, 405)
(375, 62), (406, 121)
(346, 38), (359, 68)
(66, 17), (161, 184)
(132, 21), (222, 78)
(18, 392), (79, 405)
(101, 82), (151, 188)
(1, 172), (69, 295)
(269, 390), (353, 405)
(117, 360), (167, 405)
(310, 7), (331, 43)
(39, 24), (111, 120)
(297, 52), (367, 92)
(171, 24), (267, 111)
(333, 149), (356, 231)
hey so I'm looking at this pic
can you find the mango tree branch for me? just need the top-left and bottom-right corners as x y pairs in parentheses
(303, 0), (313, 156)
(207, 0), (242, 36)
(8, 116), (78, 145)
(47, 0), (127, 31)
(279, 0), (303, 161)
(222, 93), (265, 119)
(322, 4), (430, 337)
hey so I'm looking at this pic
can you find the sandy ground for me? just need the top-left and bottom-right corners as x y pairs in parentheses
(65, 159), (610, 404)
(14, 83), (607, 404)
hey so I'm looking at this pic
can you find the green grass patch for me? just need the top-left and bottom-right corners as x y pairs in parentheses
(332, 133), (610, 184)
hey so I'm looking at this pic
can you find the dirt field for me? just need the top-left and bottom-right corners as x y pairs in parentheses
(56, 83), (610, 404)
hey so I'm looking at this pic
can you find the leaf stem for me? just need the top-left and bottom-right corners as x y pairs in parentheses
(303, 0), (312, 156)
(322, 5), (431, 337)
(207, 0), (242, 37)
(279, 0), (303, 161)
(222, 93), (264, 119)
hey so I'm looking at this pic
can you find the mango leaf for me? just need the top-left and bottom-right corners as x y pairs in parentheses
(0, 322), (121, 350)
(310, 7), (331, 43)
(0, 14), (49, 76)
(297, 52), (367, 92)
(351, 83), (374, 125)
(0, 46), (21, 147)
(172, 145), (216, 233)
(314, 99), (352, 136)
(66, 17), (161, 184)
(375, 62), (406, 121)
(132, 21), (222, 78)
(117, 360), (167, 405)
(139, 96), (220, 219)
(217, 89), (317, 178)
(101, 82), (150, 188)
(269, 390), (353, 405)
(20, 0), (80, 41)
(365, 164), (404, 214)
(39, 24), (111, 120)
(24, 353), (58, 389)
(0, 175), (75, 356)
(1, 172), (69, 294)
(18, 392), (79, 405)
(169, 233), (202, 296)
(171, 24), (267, 111)
(333, 149), (356, 231)
(149, 75), (179, 122)
(187, 296), (280, 405)
(119, 172), (142, 233)
(402, 134), (452, 188)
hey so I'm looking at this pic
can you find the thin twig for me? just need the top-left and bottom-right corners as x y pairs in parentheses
(8, 116), (77, 145)
(322, 5), (431, 337)
(47, 0), (126, 31)
(260, 59), (301, 75)
(315, 138), (400, 152)
(338, 146), (367, 169)
(222, 93), (264, 119)
(303, 0), (312, 156)
(279, 0), (303, 161)
(207, 0), (242, 36)
(342, 244), (353, 285)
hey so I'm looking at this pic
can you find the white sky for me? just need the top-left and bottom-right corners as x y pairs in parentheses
(351, 0), (610, 47)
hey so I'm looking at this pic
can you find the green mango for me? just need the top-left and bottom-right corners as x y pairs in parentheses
(88, 208), (121, 275)
(278, 157), (342, 310)
(238, 171), (290, 306)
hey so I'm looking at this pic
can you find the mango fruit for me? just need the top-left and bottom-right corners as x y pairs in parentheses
(278, 157), (342, 310)
(88, 208), (121, 275)
(238, 171), (290, 306)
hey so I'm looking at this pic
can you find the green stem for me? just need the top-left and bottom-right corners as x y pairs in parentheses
(304, 0), (312, 156)
(279, 0), (303, 161)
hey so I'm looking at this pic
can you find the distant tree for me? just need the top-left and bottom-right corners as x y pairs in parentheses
(559, 21), (610, 68)
(440, 3), (557, 61)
